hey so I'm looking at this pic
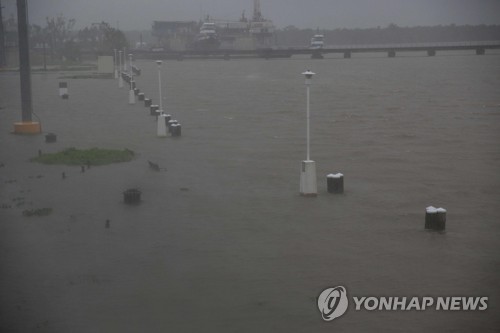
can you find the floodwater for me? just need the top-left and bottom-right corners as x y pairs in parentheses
(1, 51), (500, 332)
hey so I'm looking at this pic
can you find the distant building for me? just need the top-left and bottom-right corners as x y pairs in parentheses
(152, 21), (198, 51)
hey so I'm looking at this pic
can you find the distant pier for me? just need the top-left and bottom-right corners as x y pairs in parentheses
(133, 41), (500, 60)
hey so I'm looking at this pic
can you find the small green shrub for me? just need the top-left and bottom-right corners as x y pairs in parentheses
(32, 148), (135, 166)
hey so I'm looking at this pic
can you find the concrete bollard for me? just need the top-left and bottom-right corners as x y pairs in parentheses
(299, 161), (317, 197)
(134, 88), (140, 96)
(171, 123), (182, 137)
(59, 82), (68, 97)
(164, 114), (172, 125)
(425, 206), (437, 229)
(138, 93), (145, 101)
(150, 105), (159, 116)
(168, 119), (178, 133)
(425, 206), (446, 231)
(45, 133), (57, 143)
(144, 98), (152, 107)
(327, 173), (344, 194)
(123, 188), (141, 204)
(157, 113), (168, 137)
(130, 81), (136, 89)
(436, 208), (447, 231)
(128, 88), (136, 105)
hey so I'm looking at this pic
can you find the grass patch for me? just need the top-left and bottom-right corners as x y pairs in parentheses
(23, 208), (53, 217)
(32, 148), (135, 166)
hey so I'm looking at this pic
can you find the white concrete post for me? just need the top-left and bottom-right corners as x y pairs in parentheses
(156, 60), (167, 137)
(300, 70), (317, 197)
(128, 54), (135, 104)
(114, 49), (118, 79)
(118, 50), (123, 88)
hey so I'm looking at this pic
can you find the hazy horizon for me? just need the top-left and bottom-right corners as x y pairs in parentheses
(2, 0), (500, 31)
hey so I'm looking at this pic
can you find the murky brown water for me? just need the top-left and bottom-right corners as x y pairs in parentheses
(1, 51), (500, 332)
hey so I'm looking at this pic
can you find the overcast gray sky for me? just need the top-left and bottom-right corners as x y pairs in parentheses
(3, 0), (500, 30)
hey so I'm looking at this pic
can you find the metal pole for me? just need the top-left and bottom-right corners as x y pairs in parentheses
(0, 0), (6, 67)
(129, 54), (133, 86)
(158, 62), (162, 111)
(113, 48), (117, 78)
(16, 0), (32, 122)
(306, 84), (310, 161)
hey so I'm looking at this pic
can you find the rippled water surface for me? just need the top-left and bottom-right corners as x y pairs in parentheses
(1, 51), (500, 332)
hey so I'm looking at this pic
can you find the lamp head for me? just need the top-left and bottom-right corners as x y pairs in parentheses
(302, 70), (315, 80)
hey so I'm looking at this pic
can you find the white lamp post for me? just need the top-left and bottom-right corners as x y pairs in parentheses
(118, 50), (123, 88)
(299, 70), (317, 197)
(123, 47), (127, 71)
(156, 60), (167, 136)
(128, 54), (135, 104)
(113, 49), (118, 79)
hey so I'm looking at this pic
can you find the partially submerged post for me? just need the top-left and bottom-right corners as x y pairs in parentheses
(156, 60), (168, 137)
(13, 0), (41, 134)
(123, 188), (141, 204)
(299, 70), (317, 197)
(425, 206), (446, 231)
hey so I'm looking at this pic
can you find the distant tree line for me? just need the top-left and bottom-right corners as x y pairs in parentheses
(275, 23), (500, 46)
(3, 13), (128, 64)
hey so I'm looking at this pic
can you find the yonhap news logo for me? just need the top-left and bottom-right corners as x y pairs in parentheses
(317, 286), (349, 321)
(317, 286), (488, 322)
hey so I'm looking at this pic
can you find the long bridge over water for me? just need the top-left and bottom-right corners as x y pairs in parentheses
(133, 41), (500, 60)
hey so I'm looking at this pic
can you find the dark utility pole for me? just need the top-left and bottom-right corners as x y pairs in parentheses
(17, 0), (32, 122)
(0, 0), (6, 67)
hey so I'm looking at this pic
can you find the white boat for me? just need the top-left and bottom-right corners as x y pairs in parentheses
(193, 22), (221, 49)
(310, 34), (324, 49)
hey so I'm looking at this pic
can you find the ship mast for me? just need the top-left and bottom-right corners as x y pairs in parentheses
(253, 0), (263, 22)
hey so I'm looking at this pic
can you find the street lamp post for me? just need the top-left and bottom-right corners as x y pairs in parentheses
(123, 47), (127, 71)
(156, 60), (167, 136)
(299, 70), (317, 197)
(113, 49), (118, 79)
(118, 50), (123, 88)
(128, 53), (135, 104)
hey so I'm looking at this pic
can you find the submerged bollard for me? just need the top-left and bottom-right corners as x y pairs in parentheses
(157, 113), (168, 137)
(425, 206), (437, 229)
(45, 133), (57, 143)
(134, 88), (140, 95)
(425, 206), (446, 231)
(123, 188), (141, 204)
(144, 98), (152, 107)
(150, 105), (159, 116)
(327, 173), (344, 193)
(168, 119), (178, 133)
(59, 82), (68, 97)
(171, 123), (182, 137)
(164, 114), (172, 125)
(436, 208), (447, 231)
(138, 93), (145, 101)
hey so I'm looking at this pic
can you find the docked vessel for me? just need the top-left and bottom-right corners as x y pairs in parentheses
(192, 22), (221, 50)
(310, 34), (325, 49)
(151, 0), (275, 51)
